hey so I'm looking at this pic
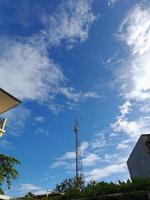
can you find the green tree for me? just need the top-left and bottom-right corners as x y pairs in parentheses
(25, 192), (35, 199)
(54, 176), (84, 193)
(53, 176), (84, 199)
(53, 177), (150, 199)
(0, 154), (20, 192)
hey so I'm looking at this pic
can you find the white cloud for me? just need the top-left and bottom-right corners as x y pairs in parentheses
(110, 101), (137, 139)
(0, 39), (99, 115)
(116, 54), (150, 101)
(51, 142), (89, 168)
(86, 163), (126, 181)
(34, 128), (49, 136)
(83, 153), (100, 167)
(117, 5), (150, 101)
(102, 153), (128, 165)
(51, 152), (100, 169)
(119, 101), (132, 117)
(0, 40), (64, 102)
(118, 4), (150, 55)
(34, 190), (49, 195)
(48, 103), (64, 115)
(80, 141), (89, 153)
(18, 184), (43, 194)
(0, 139), (15, 150)
(50, 141), (101, 169)
(107, 0), (119, 6)
(112, 118), (140, 139)
(111, 102), (150, 141)
(111, 4), (150, 150)
(117, 143), (129, 150)
(41, 0), (96, 48)
(104, 153), (119, 163)
(2, 107), (31, 136)
(140, 103), (150, 113)
(60, 152), (76, 160)
(0, 0), (98, 114)
(91, 132), (106, 149)
(50, 150), (75, 169)
(53, 141), (89, 162)
(34, 116), (45, 123)
(59, 87), (100, 102)
(51, 160), (69, 168)
(50, 131), (129, 180)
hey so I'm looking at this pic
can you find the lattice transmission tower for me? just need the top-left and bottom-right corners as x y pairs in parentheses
(73, 119), (84, 180)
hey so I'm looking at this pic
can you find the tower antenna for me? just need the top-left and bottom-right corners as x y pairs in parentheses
(73, 119), (84, 180)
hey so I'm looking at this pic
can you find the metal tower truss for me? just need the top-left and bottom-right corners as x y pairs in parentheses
(74, 119), (84, 180)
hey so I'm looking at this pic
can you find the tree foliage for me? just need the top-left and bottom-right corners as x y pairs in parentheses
(25, 192), (35, 199)
(54, 176), (84, 193)
(53, 177), (150, 199)
(54, 176), (84, 199)
(0, 154), (20, 192)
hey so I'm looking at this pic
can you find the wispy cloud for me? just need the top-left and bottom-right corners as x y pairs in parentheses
(51, 160), (72, 169)
(59, 151), (76, 160)
(111, 3), (150, 156)
(0, 39), (64, 102)
(17, 183), (44, 195)
(80, 141), (89, 153)
(112, 115), (150, 141)
(49, 1), (150, 183)
(51, 152), (101, 169)
(59, 87), (100, 102)
(118, 4), (150, 56)
(34, 128), (49, 136)
(140, 103), (150, 113)
(48, 103), (65, 115)
(0, 139), (15, 150)
(51, 141), (89, 169)
(85, 163), (126, 181)
(34, 116), (45, 123)
(117, 4), (150, 101)
(51, 140), (102, 170)
(91, 132), (106, 149)
(40, 0), (96, 48)
(2, 107), (31, 136)
(50, 128), (129, 181)
(119, 101), (132, 118)
(117, 141), (130, 150)
(111, 101), (134, 137)
(0, 0), (98, 114)
(111, 100), (150, 141)
(83, 153), (100, 167)
(107, 0), (119, 6)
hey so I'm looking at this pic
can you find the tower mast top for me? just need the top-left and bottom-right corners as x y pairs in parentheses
(74, 119), (79, 134)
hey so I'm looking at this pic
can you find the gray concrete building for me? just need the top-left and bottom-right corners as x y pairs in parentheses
(127, 134), (150, 179)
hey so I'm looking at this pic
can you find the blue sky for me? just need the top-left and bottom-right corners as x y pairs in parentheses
(0, 0), (150, 196)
